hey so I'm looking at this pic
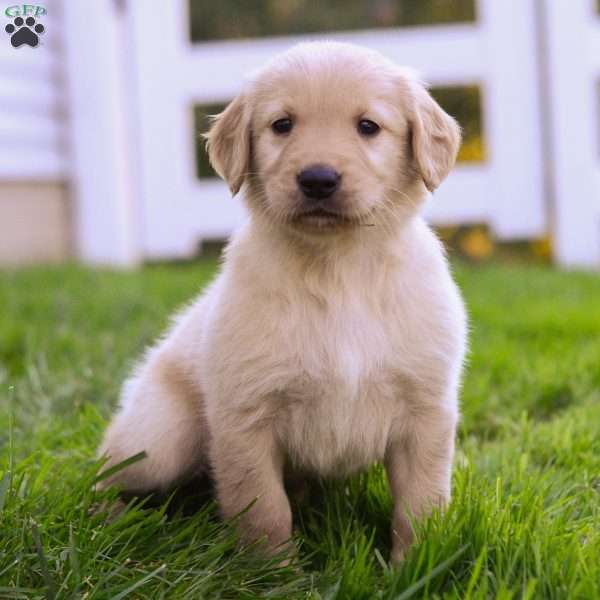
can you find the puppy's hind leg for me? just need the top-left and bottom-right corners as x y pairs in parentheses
(97, 349), (208, 495)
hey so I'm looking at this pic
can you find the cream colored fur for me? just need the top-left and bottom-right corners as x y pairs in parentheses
(98, 41), (467, 564)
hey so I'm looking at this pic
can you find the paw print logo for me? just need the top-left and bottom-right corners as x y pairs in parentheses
(5, 16), (44, 48)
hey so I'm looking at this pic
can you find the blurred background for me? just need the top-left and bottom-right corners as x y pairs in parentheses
(1, 0), (599, 268)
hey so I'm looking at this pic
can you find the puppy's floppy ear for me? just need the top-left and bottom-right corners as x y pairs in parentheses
(204, 92), (251, 196)
(409, 83), (461, 192)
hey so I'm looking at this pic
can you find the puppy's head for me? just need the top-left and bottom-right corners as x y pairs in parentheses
(206, 42), (460, 236)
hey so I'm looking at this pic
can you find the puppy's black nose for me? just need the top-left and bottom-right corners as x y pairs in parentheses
(297, 165), (341, 200)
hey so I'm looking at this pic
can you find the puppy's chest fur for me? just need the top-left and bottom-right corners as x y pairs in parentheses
(269, 294), (409, 476)
(277, 370), (403, 476)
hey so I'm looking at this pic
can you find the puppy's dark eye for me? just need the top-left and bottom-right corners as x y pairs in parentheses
(271, 118), (293, 134)
(357, 119), (380, 136)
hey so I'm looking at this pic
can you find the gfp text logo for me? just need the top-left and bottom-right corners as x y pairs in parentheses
(4, 4), (46, 48)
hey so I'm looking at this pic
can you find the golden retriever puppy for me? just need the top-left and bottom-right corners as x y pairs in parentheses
(98, 41), (467, 564)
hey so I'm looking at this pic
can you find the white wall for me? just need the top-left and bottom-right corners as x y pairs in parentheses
(0, 0), (66, 180)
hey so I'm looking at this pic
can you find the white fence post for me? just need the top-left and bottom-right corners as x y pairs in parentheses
(477, 0), (546, 240)
(63, 0), (141, 266)
(544, 0), (600, 268)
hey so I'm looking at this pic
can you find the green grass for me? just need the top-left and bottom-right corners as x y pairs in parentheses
(1, 260), (600, 599)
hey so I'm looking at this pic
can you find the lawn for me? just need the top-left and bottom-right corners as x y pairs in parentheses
(1, 260), (599, 599)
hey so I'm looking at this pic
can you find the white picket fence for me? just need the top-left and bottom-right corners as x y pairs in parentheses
(62, 0), (600, 267)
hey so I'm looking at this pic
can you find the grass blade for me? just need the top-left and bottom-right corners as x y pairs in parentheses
(31, 521), (56, 600)
(93, 451), (147, 485)
(0, 471), (10, 512)
(111, 563), (167, 600)
(394, 544), (470, 600)
(68, 524), (81, 587)
(0, 587), (38, 596)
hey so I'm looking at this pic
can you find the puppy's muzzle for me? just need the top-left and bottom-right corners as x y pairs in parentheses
(297, 165), (341, 200)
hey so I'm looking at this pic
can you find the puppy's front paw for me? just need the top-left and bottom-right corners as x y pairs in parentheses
(92, 497), (129, 523)
(390, 513), (414, 566)
(390, 545), (406, 566)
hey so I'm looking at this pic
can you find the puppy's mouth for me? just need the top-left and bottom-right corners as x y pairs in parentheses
(292, 207), (357, 229)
